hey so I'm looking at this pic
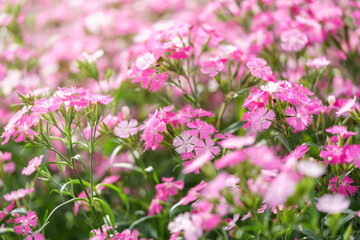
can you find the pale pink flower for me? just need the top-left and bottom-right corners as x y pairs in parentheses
(114, 120), (138, 138)
(263, 172), (297, 205)
(280, 29), (308, 52)
(247, 108), (275, 132)
(1, 106), (31, 144)
(285, 106), (312, 132)
(329, 176), (358, 197)
(168, 46), (192, 59)
(297, 160), (325, 178)
(218, 136), (255, 149)
(22, 155), (44, 176)
(32, 97), (62, 114)
(183, 151), (213, 174)
(136, 52), (155, 70)
(200, 57), (227, 77)
(317, 194), (350, 214)
(246, 57), (273, 81)
(306, 57), (330, 69)
(173, 131), (197, 154)
(14, 211), (38, 235)
(336, 97), (356, 116)
(4, 187), (34, 201)
(214, 151), (247, 169)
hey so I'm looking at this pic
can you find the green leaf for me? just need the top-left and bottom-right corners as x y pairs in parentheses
(93, 197), (116, 233)
(129, 214), (161, 230)
(96, 183), (129, 216)
(33, 162), (69, 185)
(294, 225), (321, 240)
(35, 198), (89, 234)
(60, 179), (91, 198)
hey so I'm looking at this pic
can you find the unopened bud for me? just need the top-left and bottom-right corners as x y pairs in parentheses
(121, 106), (130, 119)
(327, 95), (335, 107)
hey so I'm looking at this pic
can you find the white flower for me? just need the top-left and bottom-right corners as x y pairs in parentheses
(136, 52), (155, 70)
(317, 194), (350, 214)
(114, 120), (138, 138)
(297, 160), (325, 178)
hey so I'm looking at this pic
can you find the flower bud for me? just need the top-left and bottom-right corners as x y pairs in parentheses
(327, 95), (335, 107)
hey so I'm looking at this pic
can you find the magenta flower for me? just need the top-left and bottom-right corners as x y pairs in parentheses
(0, 201), (15, 220)
(218, 136), (255, 149)
(1, 106), (31, 144)
(173, 131), (197, 154)
(214, 151), (247, 169)
(200, 57), (227, 77)
(14, 211), (38, 235)
(168, 46), (192, 59)
(141, 111), (166, 151)
(247, 107), (275, 132)
(285, 106), (312, 133)
(22, 155), (43, 176)
(187, 119), (217, 139)
(317, 194), (350, 214)
(114, 119), (139, 138)
(26, 233), (44, 240)
(246, 57), (272, 81)
(280, 29), (308, 52)
(134, 68), (169, 92)
(4, 187), (34, 202)
(329, 176), (358, 197)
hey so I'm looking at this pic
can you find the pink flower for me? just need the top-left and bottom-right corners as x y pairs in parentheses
(14, 211), (38, 235)
(218, 136), (255, 149)
(263, 172), (297, 205)
(187, 119), (217, 139)
(246, 107), (275, 132)
(26, 233), (45, 240)
(194, 138), (220, 158)
(136, 52), (155, 70)
(173, 131), (197, 154)
(141, 111), (166, 151)
(0, 201), (15, 220)
(214, 151), (247, 169)
(280, 29), (308, 52)
(183, 151), (213, 174)
(200, 57), (227, 77)
(155, 177), (184, 201)
(168, 46), (192, 59)
(297, 160), (325, 178)
(22, 155), (43, 176)
(285, 106), (312, 132)
(114, 120), (138, 138)
(134, 68), (169, 92)
(148, 198), (162, 216)
(32, 97), (62, 114)
(329, 176), (358, 197)
(4, 187), (34, 202)
(1, 106), (31, 144)
(326, 126), (357, 138)
(317, 194), (350, 214)
(246, 57), (273, 81)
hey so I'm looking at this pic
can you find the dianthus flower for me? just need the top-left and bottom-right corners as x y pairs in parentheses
(173, 131), (197, 154)
(326, 126), (357, 138)
(140, 110), (166, 151)
(317, 194), (350, 214)
(306, 57), (330, 69)
(22, 155), (43, 176)
(1, 106), (32, 144)
(194, 138), (220, 158)
(168, 46), (192, 59)
(136, 52), (155, 70)
(285, 106), (312, 132)
(187, 119), (217, 139)
(14, 211), (38, 235)
(0, 201), (14, 220)
(26, 233), (44, 240)
(4, 187), (34, 202)
(245, 107), (275, 132)
(200, 57), (227, 77)
(114, 119), (139, 138)
(155, 177), (184, 201)
(280, 29), (308, 52)
(336, 97), (356, 116)
(32, 97), (62, 114)
(133, 68), (169, 92)
(246, 57), (273, 81)
(329, 176), (358, 197)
